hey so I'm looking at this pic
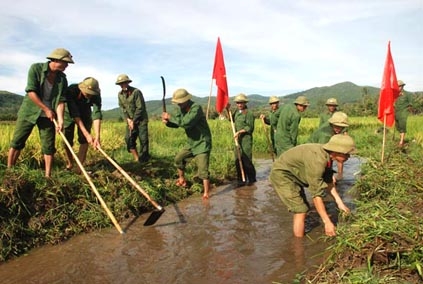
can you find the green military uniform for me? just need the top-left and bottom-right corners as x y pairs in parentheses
(319, 111), (334, 128)
(308, 124), (334, 144)
(10, 62), (68, 155)
(263, 107), (282, 153)
(394, 91), (413, 133)
(274, 103), (301, 156)
(233, 108), (256, 184)
(118, 86), (150, 161)
(64, 84), (102, 145)
(269, 144), (332, 213)
(166, 100), (212, 179)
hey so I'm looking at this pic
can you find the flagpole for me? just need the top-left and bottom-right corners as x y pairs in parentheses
(381, 113), (387, 164)
(206, 78), (214, 120)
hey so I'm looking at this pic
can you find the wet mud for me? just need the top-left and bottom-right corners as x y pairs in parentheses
(0, 157), (361, 284)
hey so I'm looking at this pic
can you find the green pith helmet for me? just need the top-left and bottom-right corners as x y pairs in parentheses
(78, 77), (100, 96)
(397, 80), (406, 87)
(268, 96), (280, 104)
(328, 111), (349, 127)
(323, 134), (356, 154)
(172, 88), (192, 104)
(234, 93), (248, 103)
(115, 74), (132, 85)
(294, 95), (310, 106)
(326, 98), (338, 106)
(46, 48), (74, 63)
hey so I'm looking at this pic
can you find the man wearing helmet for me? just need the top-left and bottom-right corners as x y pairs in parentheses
(394, 80), (413, 147)
(319, 98), (339, 127)
(7, 48), (74, 177)
(162, 88), (212, 199)
(260, 96), (281, 156)
(228, 93), (257, 187)
(309, 111), (349, 180)
(116, 74), (150, 163)
(63, 77), (102, 174)
(270, 134), (355, 237)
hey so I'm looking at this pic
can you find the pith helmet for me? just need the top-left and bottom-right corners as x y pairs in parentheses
(78, 77), (100, 96)
(46, 48), (74, 63)
(397, 80), (406, 87)
(268, 96), (280, 104)
(172, 88), (192, 104)
(328, 111), (349, 127)
(115, 74), (132, 85)
(323, 134), (356, 154)
(294, 96), (310, 106)
(326, 98), (338, 106)
(234, 93), (248, 103)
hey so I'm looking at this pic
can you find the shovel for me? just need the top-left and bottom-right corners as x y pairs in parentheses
(53, 119), (124, 234)
(97, 147), (165, 226)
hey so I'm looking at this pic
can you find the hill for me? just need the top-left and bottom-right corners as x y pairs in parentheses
(2, 82), (421, 120)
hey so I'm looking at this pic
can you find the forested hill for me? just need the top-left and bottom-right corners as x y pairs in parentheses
(1, 81), (421, 121)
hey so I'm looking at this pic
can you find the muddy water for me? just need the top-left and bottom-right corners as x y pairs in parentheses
(0, 157), (361, 284)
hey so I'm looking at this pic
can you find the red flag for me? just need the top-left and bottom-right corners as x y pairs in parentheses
(378, 41), (400, 127)
(212, 37), (229, 113)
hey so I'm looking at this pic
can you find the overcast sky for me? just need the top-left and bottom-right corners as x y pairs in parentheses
(0, 0), (422, 110)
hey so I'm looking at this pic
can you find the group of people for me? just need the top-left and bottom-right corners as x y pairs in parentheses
(6, 47), (413, 238)
(7, 48), (150, 178)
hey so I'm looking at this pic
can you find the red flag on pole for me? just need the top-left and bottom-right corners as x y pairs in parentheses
(213, 37), (229, 113)
(377, 41), (400, 127)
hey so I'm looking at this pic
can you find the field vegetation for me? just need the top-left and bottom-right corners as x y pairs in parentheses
(1, 110), (423, 282)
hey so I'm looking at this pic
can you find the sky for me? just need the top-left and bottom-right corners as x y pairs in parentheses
(0, 0), (422, 110)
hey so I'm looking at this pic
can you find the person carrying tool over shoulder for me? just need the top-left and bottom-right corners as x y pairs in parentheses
(270, 134), (355, 237)
(63, 77), (102, 174)
(7, 48), (74, 178)
(161, 88), (212, 199)
(116, 74), (150, 163)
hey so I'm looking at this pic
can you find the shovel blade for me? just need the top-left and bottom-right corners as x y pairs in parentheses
(143, 209), (165, 226)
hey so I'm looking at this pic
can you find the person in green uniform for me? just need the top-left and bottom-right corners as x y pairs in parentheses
(274, 96), (309, 157)
(270, 134), (355, 237)
(229, 93), (256, 187)
(116, 74), (150, 163)
(63, 77), (102, 174)
(319, 98), (338, 127)
(308, 111), (349, 180)
(394, 80), (413, 147)
(260, 96), (281, 155)
(162, 88), (212, 199)
(7, 48), (74, 178)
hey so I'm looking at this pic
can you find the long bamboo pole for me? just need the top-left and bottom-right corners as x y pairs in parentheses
(53, 120), (124, 234)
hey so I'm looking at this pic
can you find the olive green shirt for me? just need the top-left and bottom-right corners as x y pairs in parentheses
(166, 100), (212, 155)
(118, 86), (148, 124)
(18, 62), (68, 123)
(394, 91), (413, 114)
(64, 84), (102, 128)
(319, 110), (335, 127)
(264, 107), (281, 136)
(233, 108), (255, 159)
(275, 103), (301, 155)
(271, 144), (331, 198)
(308, 124), (334, 144)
